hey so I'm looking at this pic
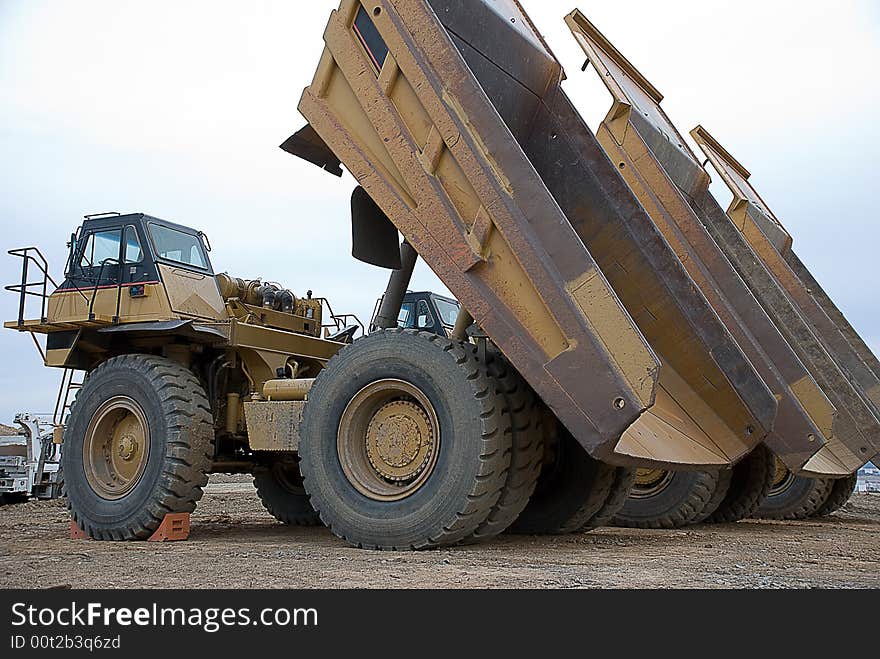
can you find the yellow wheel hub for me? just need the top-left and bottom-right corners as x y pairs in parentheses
(770, 457), (795, 495)
(83, 396), (150, 500)
(338, 379), (440, 502)
(631, 468), (674, 499)
(366, 401), (434, 482)
(635, 468), (666, 487)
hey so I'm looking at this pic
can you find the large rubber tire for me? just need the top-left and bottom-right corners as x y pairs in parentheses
(507, 422), (619, 536)
(467, 351), (543, 542)
(755, 472), (833, 520)
(584, 467), (638, 530)
(254, 458), (321, 526)
(811, 474), (858, 518)
(63, 355), (213, 540)
(694, 470), (733, 524)
(704, 445), (775, 524)
(0, 494), (28, 506)
(614, 470), (722, 529)
(298, 330), (511, 550)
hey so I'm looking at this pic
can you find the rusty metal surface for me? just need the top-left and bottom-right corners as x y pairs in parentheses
(290, 0), (786, 469)
(692, 126), (880, 474)
(297, 0), (657, 463)
(566, 10), (845, 473)
(243, 401), (304, 452)
(436, 1), (777, 467)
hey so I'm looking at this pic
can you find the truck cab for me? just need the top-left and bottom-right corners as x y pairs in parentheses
(60, 212), (224, 323)
(391, 291), (461, 338)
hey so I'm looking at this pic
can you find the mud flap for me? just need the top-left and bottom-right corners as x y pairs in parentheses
(280, 124), (343, 177)
(350, 186), (402, 269)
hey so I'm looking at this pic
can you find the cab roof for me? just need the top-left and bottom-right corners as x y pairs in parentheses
(81, 213), (201, 236)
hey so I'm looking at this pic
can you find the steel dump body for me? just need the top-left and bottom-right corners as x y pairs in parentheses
(692, 127), (880, 474)
(566, 11), (878, 475)
(293, 0), (779, 469)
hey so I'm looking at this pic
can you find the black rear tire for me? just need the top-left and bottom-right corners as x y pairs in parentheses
(467, 351), (544, 542)
(254, 458), (321, 526)
(298, 330), (511, 550)
(693, 469), (733, 524)
(811, 473), (858, 518)
(583, 467), (638, 530)
(614, 469), (721, 529)
(703, 445), (774, 524)
(754, 470), (832, 520)
(507, 421), (619, 536)
(63, 355), (213, 540)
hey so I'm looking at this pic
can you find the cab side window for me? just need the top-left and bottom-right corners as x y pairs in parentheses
(416, 300), (434, 329)
(79, 230), (122, 268)
(124, 226), (143, 263)
(148, 223), (208, 269)
(397, 302), (415, 329)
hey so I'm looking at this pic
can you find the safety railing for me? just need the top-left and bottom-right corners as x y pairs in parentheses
(5, 248), (64, 327)
(87, 258), (124, 323)
(53, 368), (83, 427)
(318, 297), (365, 338)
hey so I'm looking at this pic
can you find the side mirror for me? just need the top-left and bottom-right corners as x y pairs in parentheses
(65, 233), (77, 275)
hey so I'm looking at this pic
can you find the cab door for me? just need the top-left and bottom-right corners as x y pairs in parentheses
(51, 226), (128, 323)
(147, 222), (225, 320)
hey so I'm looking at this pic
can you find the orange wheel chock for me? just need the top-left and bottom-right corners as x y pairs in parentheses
(69, 520), (89, 540)
(69, 513), (191, 542)
(147, 513), (190, 542)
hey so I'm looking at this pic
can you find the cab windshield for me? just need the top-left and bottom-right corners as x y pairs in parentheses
(434, 298), (460, 328)
(148, 223), (208, 269)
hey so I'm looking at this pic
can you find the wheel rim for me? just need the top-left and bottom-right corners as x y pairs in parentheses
(631, 468), (674, 499)
(769, 457), (795, 497)
(337, 379), (440, 502)
(83, 396), (150, 500)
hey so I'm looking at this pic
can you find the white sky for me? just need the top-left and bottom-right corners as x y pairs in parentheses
(0, 0), (878, 422)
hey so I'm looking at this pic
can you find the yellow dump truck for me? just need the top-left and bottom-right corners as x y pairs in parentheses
(284, 0), (879, 541)
(690, 126), (878, 518)
(562, 11), (879, 527)
(7, 0), (877, 548)
(6, 213), (358, 538)
(284, 0), (806, 545)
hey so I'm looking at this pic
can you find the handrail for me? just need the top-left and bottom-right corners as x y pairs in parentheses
(53, 368), (83, 427)
(4, 247), (70, 326)
(87, 257), (120, 321)
(317, 297), (365, 336)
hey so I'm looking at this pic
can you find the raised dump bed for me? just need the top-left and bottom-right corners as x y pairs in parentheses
(691, 126), (880, 474)
(567, 10), (879, 475)
(288, 0), (780, 470)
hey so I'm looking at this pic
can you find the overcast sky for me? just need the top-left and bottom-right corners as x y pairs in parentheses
(1, 0), (878, 424)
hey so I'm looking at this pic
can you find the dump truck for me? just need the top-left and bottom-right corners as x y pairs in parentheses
(280, 0), (807, 547)
(5, 212), (363, 539)
(7, 0), (877, 549)
(690, 126), (878, 519)
(563, 12), (880, 528)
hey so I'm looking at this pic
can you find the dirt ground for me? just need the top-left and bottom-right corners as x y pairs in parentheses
(1, 476), (878, 589)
